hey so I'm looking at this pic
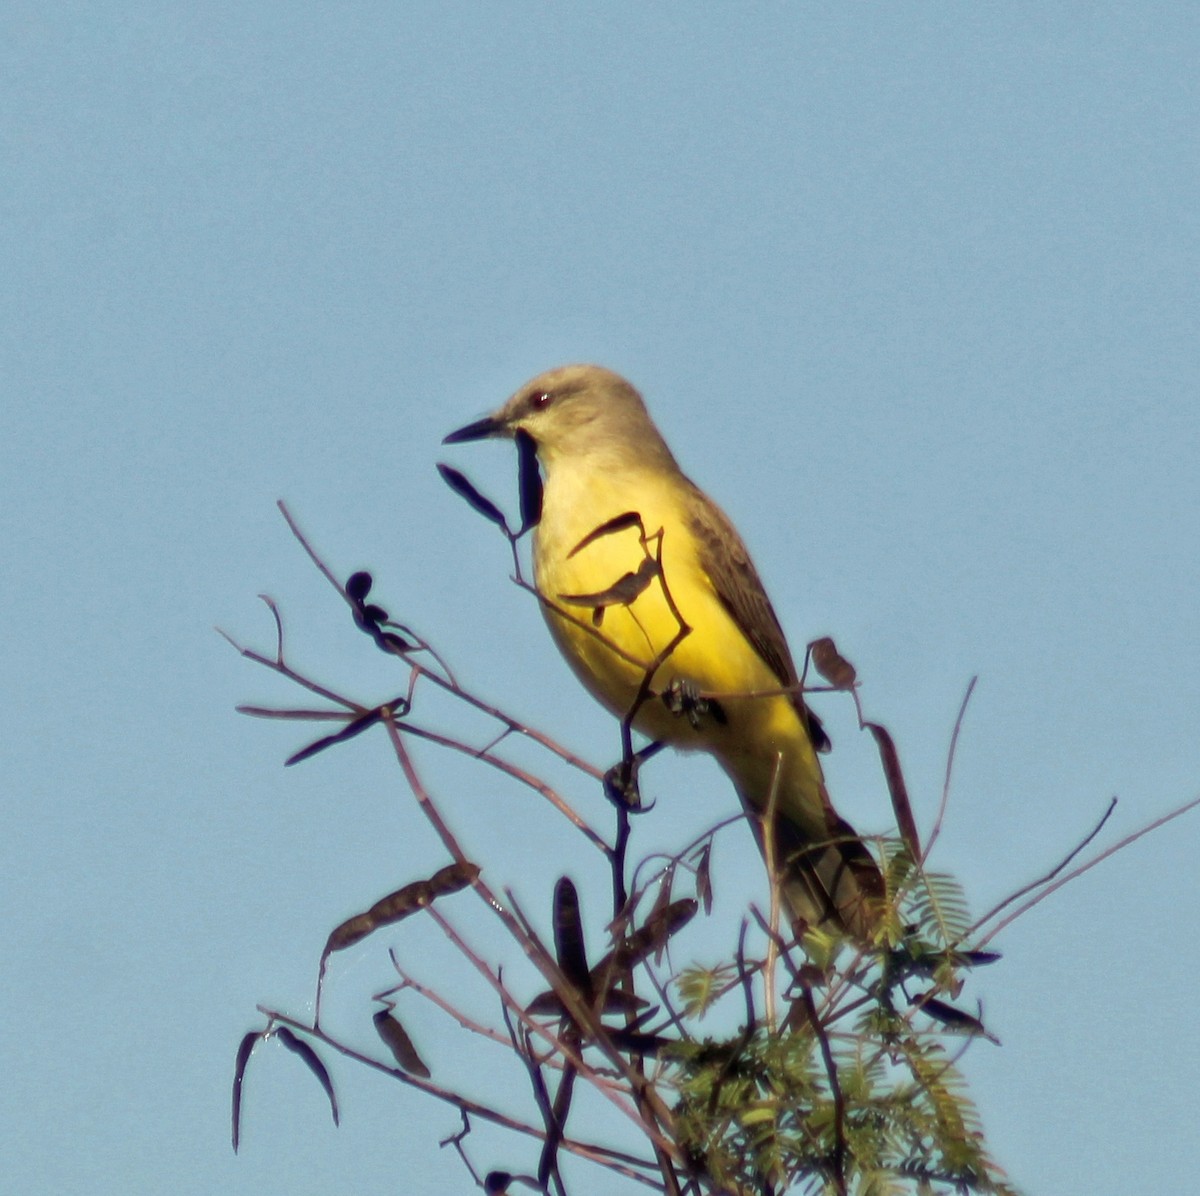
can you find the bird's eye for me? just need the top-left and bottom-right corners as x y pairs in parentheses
(530, 390), (553, 410)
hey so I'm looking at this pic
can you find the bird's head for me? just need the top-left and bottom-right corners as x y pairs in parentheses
(444, 364), (672, 470)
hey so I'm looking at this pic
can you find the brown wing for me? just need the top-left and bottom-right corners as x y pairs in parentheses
(684, 480), (830, 752)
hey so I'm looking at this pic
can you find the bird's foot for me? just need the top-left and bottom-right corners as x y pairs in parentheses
(604, 758), (644, 810)
(661, 678), (726, 729)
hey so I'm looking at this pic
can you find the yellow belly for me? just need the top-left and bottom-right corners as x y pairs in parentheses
(531, 467), (818, 790)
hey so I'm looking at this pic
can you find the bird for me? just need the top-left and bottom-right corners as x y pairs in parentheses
(444, 364), (884, 940)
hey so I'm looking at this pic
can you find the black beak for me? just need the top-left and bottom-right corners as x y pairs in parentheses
(443, 414), (506, 444)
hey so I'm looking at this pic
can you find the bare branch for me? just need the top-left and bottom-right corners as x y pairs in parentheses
(966, 797), (1117, 939)
(974, 793), (1200, 948)
(923, 677), (978, 863)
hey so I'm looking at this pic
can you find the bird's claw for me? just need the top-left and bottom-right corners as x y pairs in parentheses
(604, 759), (644, 811)
(661, 678), (726, 729)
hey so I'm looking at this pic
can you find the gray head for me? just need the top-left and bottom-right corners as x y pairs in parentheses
(444, 364), (678, 474)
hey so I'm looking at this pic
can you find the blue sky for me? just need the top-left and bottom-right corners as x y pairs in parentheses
(2, 4), (1197, 1193)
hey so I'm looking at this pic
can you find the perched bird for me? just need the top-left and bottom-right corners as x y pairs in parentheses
(445, 364), (883, 939)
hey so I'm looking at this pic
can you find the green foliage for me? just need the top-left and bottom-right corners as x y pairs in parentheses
(677, 963), (740, 1018)
(657, 840), (1017, 1194)
(666, 1028), (1014, 1194)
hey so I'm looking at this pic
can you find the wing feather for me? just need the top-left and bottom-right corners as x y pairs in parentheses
(684, 481), (830, 752)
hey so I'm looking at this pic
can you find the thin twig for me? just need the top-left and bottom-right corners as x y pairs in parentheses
(973, 793), (1200, 948)
(409, 655), (604, 779)
(923, 677), (978, 864)
(761, 751), (785, 1034)
(373, 730), (679, 1158)
(438, 1110), (482, 1188)
(426, 904), (672, 1152)
(500, 998), (567, 1196)
(397, 721), (608, 853)
(379, 956), (509, 1049)
(254, 1006), (658, 1183)
(259, 594), (285, 663)
(965, 797), (1117, 939)
(797, 982), (847, 1196)
(216, 628), (361, 712)
(280, 499), (607, 776)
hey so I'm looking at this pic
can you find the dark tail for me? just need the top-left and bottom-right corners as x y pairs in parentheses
(768, 809), (885, 942)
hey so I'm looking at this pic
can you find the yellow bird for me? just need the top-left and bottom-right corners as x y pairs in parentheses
(445, 364), (883, 939)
